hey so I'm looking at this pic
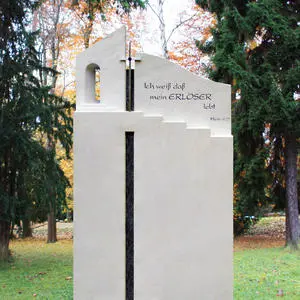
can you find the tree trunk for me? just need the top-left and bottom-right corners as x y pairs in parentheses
(0, 220), (10, 261)
(46, 141), (57, 243)
(47, 202), (57, 243)
(22, 218), (32, 238)
(284, 132), (299, 249)
(158, 0), (168, 59)
(0, 149), (14, 260)
(83, 19), (93, 49)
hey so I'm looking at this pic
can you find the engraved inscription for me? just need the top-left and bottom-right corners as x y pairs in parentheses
(144, 81), (215, 110)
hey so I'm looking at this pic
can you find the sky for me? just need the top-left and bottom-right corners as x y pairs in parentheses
(91, 0), (198, 57)
(139, 0), (194, 56)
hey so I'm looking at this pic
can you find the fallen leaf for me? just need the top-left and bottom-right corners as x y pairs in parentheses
(65, 276), (72, 280)
(277, 289), (284, 297)
(38, 272), (46, 275)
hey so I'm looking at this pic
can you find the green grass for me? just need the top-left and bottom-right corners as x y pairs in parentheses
(0, 240), (73, 299)
(235, 247), (300, 299)
(1, 239), (300, 299)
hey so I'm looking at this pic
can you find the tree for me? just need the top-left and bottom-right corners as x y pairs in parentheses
(0, 0), (72, 260)
(168, 3), (215, 76)
(34, 0), (73, 243)
(32, 0), (146, 243)
(196, 0), (299, 248)
(71, 0), (146, 48)
(147, 0), (168, 58)
(146, 0), (193, 59)
(145, 0), (209, 62)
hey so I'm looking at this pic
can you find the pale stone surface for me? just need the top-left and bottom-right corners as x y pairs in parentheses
(74, 27), (233, 300)
(76, 27), (126, 109)
(135, 54), (231, 136)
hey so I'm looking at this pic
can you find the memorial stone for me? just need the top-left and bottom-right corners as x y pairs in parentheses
(74, 27), (233, 300)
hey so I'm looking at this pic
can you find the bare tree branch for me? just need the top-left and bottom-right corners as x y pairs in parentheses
(146, 2), (164, 25)
(166, 12), (198, 43)
(61, 80), (75, 98)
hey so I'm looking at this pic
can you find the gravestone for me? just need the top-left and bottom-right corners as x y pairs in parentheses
(74, 27), (233, 300)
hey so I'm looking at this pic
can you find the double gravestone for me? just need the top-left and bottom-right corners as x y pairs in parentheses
(74, 27), (233, 300)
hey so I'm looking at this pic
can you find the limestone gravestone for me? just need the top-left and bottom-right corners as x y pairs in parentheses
(74, 27), (233, 300)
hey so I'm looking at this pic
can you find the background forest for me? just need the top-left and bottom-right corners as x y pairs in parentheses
(0, 0), (299, 263)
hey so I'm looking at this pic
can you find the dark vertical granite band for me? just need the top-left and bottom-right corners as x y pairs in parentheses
(126, 69), (135, 111)
(130, 69), (134, 111)
(125, 131), (134, 300)
(126, 47), (134, 299)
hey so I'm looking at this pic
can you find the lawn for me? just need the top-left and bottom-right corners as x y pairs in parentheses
(235, 246), (300, 299)
(0, 237), (299, 299)
(0, 240), (73, 299)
